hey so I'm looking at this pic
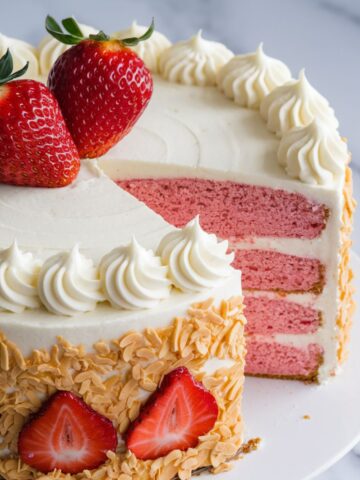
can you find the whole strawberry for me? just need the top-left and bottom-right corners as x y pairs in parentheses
(46, 16), (154, 158)
(0, 50), (80, 187)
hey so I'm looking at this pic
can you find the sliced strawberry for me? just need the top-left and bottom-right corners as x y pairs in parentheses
(125, 366), (218, 460)
(18, 391), (117, 474)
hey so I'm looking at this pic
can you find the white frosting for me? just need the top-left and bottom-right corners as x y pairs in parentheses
(157, 216), (234, 293)
(38, 24), (98, 76)
(0, 241), (40, 313)
(260, 69), (339, 136)
(0, 272), (241, 356)
(217, 43), (291, 109)
(113, 21), (171, 73)
(38, 245), (104, 316)
(159, 30), (233, 86)
(100, 237), (171, 310)
(278, 119), (348, 185)
(0, 33), (39, 79)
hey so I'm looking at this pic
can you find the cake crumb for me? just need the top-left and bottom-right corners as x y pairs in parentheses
(239, 437), (262, 455)
(303, 415), (311, 420)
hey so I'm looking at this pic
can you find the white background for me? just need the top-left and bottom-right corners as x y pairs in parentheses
(2, 0), (359, 477)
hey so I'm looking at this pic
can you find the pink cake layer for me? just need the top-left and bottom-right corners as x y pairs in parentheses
(233, 250), (324, 293)
(244, 296), (321, 335)
(118, 178), (328, 240)
(245, 340), (324, 380)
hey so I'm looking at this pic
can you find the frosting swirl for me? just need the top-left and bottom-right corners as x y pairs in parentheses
(0, 241), (41, 313)
(278, 119), (348, 185)
(159, 30), (233, 86)
(157, 216), (234, 293)
(113, 21), (171, 73)
(260, 69), (339, 136)
(217, 43), (291, 109)
(100, 237), (171, 310)
(38, 24), (98, 76)
(38, 245), (104, 316)
(0, 33), (39, 79)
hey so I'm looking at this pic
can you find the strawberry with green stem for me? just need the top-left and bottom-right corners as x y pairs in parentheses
(0, 50), (80, 187)
(46, 16), (154, 159)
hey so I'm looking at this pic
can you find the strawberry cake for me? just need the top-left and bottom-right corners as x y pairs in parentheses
(0, 15), (355, 480)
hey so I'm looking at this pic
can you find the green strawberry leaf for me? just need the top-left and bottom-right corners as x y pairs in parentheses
(62, 17), (84, 38)
(46, 15), (84, 45)
(0, 49), (13, 79)
(89, 31), (110, 42)
(0, 50), (28, 85)
(120, 18), (155, 47)
(45, 15), (155, 47)
(46, 15), (63, 35)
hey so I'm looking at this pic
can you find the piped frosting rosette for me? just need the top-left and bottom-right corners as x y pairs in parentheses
(0, 33), (39, 79)
(113, 21), (171, 73)
(159, 30), (233, 86)
(38, 245), (104, 315)
(260, 69), (339, 136)
(0, 241), (41, 313)
(100, 237), (171, 310)
(278, 119), (348, 185)
(157, 216), (234, 293)
(217, 43), (291, 109)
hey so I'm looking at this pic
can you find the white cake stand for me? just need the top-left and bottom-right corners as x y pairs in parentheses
(202, 252), (360, 480)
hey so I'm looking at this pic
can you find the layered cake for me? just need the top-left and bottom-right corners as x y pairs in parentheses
(0, 15), (355, 480)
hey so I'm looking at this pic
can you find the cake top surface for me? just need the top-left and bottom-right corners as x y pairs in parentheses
(99, 75), (346, 205)
(0, 160), (171, 256)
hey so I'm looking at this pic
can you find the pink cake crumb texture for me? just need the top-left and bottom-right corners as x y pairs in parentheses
(234, 249), (324, 293)
(245, 340), (324, 380)
(117, 178), (328, 240)
(244, 296), (321, 335)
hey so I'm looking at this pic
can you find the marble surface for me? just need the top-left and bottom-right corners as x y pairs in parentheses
(2, 0), (360, 478)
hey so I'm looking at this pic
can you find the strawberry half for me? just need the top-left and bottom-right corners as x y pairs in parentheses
(46, 16), (153, 159)
(125, 367), (218, 460)
(0, 50), (80, 188)
(18, 391), (118, 474)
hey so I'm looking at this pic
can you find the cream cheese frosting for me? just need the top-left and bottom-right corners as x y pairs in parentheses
(38, 244), (104, 316)
(0, 272), (241, 355)
(157, 216), (234, 293)
(0, 241), (41, 313)
(217, 43), (292, 109)
(99, 237), (171, 310)
(159, 30), (233, 86)
(278, 119), (348, 185)
(260, 69), (339, 136)
(113, 21), (171, 73)
(0, 33), (39, 79)
(38, 23), (98, 76)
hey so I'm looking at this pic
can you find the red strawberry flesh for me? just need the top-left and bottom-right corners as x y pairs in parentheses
(18, 391), (117, 474)
(0, 80), (80, 188)
(125, 366), (218, 460)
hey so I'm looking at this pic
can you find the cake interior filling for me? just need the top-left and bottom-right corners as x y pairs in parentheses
(117, 176), (328, 380)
